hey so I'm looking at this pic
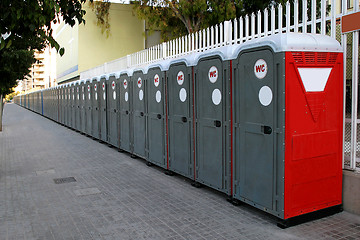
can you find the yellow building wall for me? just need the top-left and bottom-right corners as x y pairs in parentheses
(56, 21), (79, 83)
(78, 3), (145, 74)
(56, 3), (145, 83)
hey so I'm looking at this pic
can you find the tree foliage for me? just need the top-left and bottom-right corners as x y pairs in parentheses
(133, 0), (274, 41)
(0, 0), (90, 130)
(0, 0), (89, 96)
(0, 49), (35, 96)
(89, 0), (112, 38)
(0, 0), (88, 53)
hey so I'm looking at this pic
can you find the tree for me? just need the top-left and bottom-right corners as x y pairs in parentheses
(0, 48), (35, 131)
(0, 0), (89, 131)
(132, 0), (274, 41)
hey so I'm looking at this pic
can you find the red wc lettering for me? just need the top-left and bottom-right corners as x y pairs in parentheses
(209, 71), (217, 78)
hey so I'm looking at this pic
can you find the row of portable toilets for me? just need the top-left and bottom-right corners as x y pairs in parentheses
(14, 33), (344, 226)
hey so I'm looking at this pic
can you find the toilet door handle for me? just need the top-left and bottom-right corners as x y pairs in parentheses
(262, 125), (272, 135)
(214, 120), (221, 127)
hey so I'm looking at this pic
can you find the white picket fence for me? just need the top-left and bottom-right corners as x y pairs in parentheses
(80, 0), (360, 171)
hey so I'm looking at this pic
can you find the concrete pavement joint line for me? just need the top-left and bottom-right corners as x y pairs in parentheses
(74, 187), (101, 197)
(36, 169), (56, 176)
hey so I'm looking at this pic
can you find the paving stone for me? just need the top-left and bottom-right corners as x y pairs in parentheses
(1, 103), (360, 240)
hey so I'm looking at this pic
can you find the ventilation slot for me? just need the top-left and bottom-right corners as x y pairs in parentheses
(317, 52), (328, 64)
(304, 53), (316, 64)
(292, 52), (338, 65)
(329, 53), (338, 64)
(292, 52), (304, 64)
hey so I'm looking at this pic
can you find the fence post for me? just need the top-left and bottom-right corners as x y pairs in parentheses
(278, 4), (283, 33)
(251, 13), (255, 39)
(127, 54), (131, 68)
(331, 0), (336, 38)
(294, 0), (299, 33)
(257, 11), (261, 38)
(271, 5), (275, 35)
(311, 0), (316, 33)
(286, 1), (290, 32)
(245, 15), (249, 40)
(321, 0), (326, 35)
(350, 31), (359, 170)
(302, 0), (307, 33)
(264, 9), (268, 36)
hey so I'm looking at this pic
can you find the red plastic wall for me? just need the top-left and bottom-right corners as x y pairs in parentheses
(284, 51), (343, 219)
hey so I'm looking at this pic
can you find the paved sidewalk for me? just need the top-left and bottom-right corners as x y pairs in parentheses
(0, 103), (359, 240)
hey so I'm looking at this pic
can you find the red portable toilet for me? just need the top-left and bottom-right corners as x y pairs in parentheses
(232, 33), (343, 225)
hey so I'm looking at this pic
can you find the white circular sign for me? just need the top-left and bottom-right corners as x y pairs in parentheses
(123, 79), (128, 89)
(139, 89), (144, 101)
(254, 59), (268, 79)
(113, 91), (116, 100)
(103, 92), (106, 100)
(125, 92), (129, 102)
(95, 92), (98, 100)
(208, 66), (218, 83)
(212, 89), (222, 105)
(177, 71), (184, 85)
(179, 88), (187, 102)
(154, 74), (160, 87)
(156, 90), (161, 103)
(82, 94), (85, 100)
(112, 81), (116, 90)
(137, 77), (142, 88)
(258, 86), (273, 106)
(102, 83), (105, 90)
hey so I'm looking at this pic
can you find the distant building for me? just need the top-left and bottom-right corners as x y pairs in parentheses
(18, 47), (57, 93)
(55, 2), (160, 84)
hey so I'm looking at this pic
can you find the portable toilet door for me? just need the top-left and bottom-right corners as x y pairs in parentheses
(75, 82), (80, 131)
(58, 87), (62, 124)
(119, 73), (131, 152)
(167, 61), (194, 179)
(194, 54), (231, 194)
(107, 75), (119, 148)
(85, 80), (93, 136)
(233, 45), (281, 217)
(71, 85), (76, 129)
(80, 81), (86, 134)
(131, 70), (147, 159)
(147, 67), (166, 168)
(91, 79), (100, 139)
(60, 87), (65, 124)
(64, 85), (69, 126)
(55, 88), (58, 120)
(99, 77), (108, 142)
(63, 86), (67, 125)
(68, 85), (72, 126)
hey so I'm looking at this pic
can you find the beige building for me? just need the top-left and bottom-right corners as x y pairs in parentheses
(19, 47), (57, 92)
(56, 2), (160, 84)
